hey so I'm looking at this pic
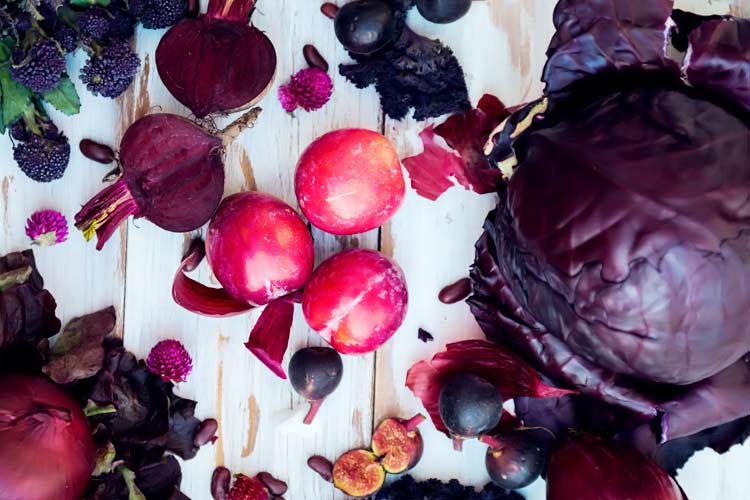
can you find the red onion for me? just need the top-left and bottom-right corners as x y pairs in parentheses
(156, 0), (277, 118)
(547, 434), (685, 500)
(76, 110), (260, 250)
(0, 374), (95, 500)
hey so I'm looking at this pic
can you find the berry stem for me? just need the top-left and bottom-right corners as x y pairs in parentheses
(74, 179), (141, 250)
(478, 435), (503, 449)
(207, 0), (257, 22)
(451, 435), (464, 451)
(403, 414), (426, 431)
(303, 399), (325, 425)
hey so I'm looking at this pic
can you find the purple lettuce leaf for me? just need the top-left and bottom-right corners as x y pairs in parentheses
(0, 250), (60, 372)
(42, 307), (116, 384)
(543, 0), (678, 93)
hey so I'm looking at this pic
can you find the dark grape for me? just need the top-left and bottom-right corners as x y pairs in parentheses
(438, 372), (503, 438)
(334, 0), (400, 55)
(484, 429), (547, 490)
(416, 0), (472, 24)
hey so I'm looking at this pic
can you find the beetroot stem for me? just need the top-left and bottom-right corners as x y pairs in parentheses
(74, 179), (140, 250)
(207, 0), (257, 22)
(303, 399), (325, 425)
(217, 107), (262, 146)
(451, 435), (464, 451)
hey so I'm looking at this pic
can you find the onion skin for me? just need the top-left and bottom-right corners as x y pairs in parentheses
(0, 374), (95, 500)
(156, 0), (277, 118)
(547, 434), (685, 500)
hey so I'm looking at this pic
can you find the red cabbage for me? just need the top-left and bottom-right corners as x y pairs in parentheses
(465, 0), (750, 461)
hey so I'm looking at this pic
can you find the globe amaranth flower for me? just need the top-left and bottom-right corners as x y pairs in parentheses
(10, 39), (66, 93)
(80, 39), (140, 98)
(146, 339), (193, 383)
(26, 210), (69, 246)
(278, 67), (333, 113)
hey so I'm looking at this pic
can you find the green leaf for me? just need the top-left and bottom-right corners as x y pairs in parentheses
(0, 68), (32, 133)
(92, 442), (117, 476)
(69, 0), (111, 6)
(41, 76), (80, 115)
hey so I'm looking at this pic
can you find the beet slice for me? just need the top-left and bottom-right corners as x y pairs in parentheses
(156, 0), (277, 118)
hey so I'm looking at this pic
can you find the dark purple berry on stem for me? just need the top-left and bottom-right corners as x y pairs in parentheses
(416, 0), (472, 24)
(334, 0), (399, 55)
(439, 372), (503, 448)
(289, 347), (343, 424)
(481, 430), (547, 490)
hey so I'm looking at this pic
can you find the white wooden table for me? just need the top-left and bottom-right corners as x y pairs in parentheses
(2, 1), (750, 498)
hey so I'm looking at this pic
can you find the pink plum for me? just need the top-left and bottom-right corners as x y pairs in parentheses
(302, 249), (408, 354)
(295, 129), (405, 235)
(206, 192), (314, 306)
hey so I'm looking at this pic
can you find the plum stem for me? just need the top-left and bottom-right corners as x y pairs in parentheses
(217, 107), (262, 146)
(479, 435), (504, 449)
(303, 399), (325, 425)
(403, 414), (426, 432)
(451, 435), (464, 451)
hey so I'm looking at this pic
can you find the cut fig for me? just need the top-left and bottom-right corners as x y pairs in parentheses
(332, 449), (386, 498)
(371, 414), (425, 473)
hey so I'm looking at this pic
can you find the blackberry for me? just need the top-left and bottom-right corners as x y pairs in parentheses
(79, 8), (111, 40)
(80, 39), (140, 98)
(130, 0), (187, 29)
(13, 122), (71, 183)
(54, 24), (78, 53)
(371, 475), (525, 500)
(10, 39), (66, 93)
(107, 10), (136, 39)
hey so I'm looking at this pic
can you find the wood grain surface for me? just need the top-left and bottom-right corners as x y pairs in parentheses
(1, 1), (748, 499)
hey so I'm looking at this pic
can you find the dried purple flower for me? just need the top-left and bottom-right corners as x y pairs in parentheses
(278, 67), (333, 113)
(146, 339), (193, 383)
(25, 210), (68, 246)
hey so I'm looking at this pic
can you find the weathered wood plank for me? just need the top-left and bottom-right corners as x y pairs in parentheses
(121, 2), (381, 498)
